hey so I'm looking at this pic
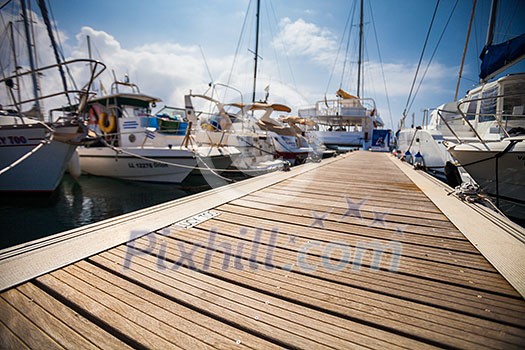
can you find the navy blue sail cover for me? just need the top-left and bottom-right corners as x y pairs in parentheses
(479, 33), (525, 81)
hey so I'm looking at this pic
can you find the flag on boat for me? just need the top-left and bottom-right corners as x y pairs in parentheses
(146, 127), (156, 139)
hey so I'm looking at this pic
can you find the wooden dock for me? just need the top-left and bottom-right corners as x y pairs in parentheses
(1, 151), (524, 349)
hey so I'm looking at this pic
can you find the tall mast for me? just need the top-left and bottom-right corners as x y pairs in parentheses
(357, 0), (364, 97)
(9, 22), (23, 105)
(454, 0), (477, 101)
(252, 0), (261, 103)
(485, 0), (498, 50)
(37, 0), (70, 105)
(20, 0), (41, 113)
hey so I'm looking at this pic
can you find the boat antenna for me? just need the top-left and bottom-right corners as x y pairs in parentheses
(357, 0), (364, 97)
(252, 0), (261, 103)
(454, 0), (477, 101)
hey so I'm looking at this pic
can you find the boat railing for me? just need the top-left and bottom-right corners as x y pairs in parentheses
(299, 97), (376, 119)
(454, 91), (525, 143)
(1, 59), (106, 121)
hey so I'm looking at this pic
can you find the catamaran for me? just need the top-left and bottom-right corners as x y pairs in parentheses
(443, 0), (525, 220)
(298, 0), (386, 151)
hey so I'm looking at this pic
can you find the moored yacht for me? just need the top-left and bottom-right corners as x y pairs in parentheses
(299, 89), (384, 151)
(445, 73), (525, 219)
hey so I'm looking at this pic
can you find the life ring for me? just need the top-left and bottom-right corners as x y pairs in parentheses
(98, 112), (117, 133)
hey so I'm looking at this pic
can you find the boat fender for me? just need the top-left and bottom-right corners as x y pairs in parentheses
(98, 112), (117, 133)
(444, 161), (462, 188)
(413, 152), (425, 169)
(404, 150), (412, 164)
(68, 150), (81, 179)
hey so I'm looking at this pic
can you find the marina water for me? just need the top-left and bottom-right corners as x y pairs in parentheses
(0, 175), (211, 250)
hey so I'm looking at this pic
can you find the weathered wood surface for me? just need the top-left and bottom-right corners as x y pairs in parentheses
(1, 151), (524, 349)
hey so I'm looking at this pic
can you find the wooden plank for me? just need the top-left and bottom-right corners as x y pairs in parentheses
(0, 320), (29, 349)
(166, 224), (525, 324)
(231, 195), (457, 230)
(68, 261), (279, 349)
(247, 190), (450, 222)
(0, 297), (63, 349)
(94, 247), (426, 349)
(126, 230), (525, 349)
(16, 282), (133, 350)
(2, 288), (97, 350)
(260, 184), (441, 212)
(36, 273), (184, 349)
(216, 203), (484, 256)
(391, 155), (525, 298)
(205, 209), (507, 281)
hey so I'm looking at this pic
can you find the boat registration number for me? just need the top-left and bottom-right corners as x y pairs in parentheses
(0, 136), (28, 145)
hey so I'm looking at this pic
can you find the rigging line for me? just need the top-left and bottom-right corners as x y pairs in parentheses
(324, 1), (354, 97)
(46, 0), (78, 92)
(268, 0), (298, 93)
(368, 0), (393, 130)
(0, 0), (13, 11)
(199, 45), (214, 84)
(407, 0), (459, 112)
(402, 0), (440, 121)
(339, 0), (358, 91)
(225, 0), (252, 98)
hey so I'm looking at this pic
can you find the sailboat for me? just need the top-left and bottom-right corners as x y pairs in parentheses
(0, 0), (105, 192)
(444, 0), (525, 219)
(185, 0), (313, 171)
(298, 0), (386, 151)
(183, 92), (289, 175)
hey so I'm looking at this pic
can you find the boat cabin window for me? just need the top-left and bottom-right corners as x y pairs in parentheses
(465, 95), (478, 121)
(502, 80), (525, 122)
(479, 86), (497, 122)
(122, 105), (150, 118)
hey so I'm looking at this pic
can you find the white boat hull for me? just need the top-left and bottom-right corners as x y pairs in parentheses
(77, 146), (236, 183)
(0, 123), (77, 192)
(448, 138), (525, 219)
(313, 130), (366, 148)
(195, 131), (285, 174)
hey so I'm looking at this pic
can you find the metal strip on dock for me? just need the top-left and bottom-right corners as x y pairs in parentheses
(1, 151), (524, 349)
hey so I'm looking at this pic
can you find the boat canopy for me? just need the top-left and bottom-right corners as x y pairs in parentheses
(227, 102), (292, 113)
(480, 33), (525, 81)
(281, 116), (317, 127)
(336, 89), (359, 100)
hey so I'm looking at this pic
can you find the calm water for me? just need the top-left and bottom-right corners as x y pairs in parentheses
(0, 174), (213, 250)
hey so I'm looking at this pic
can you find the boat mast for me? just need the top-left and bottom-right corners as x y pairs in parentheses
(357, 0), (364, 98)
(37, 0), (70, 105)
(9, 22), (23, 106)
(454, 0), (477, 101)
(485, 0), (498, 51)
(252, 0), (261, 103)
(20, 0), (41, 114)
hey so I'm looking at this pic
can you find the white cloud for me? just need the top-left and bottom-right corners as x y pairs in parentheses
(271, 18), (337, 65)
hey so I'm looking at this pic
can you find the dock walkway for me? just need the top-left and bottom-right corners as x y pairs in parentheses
(1, 151), (524, 349)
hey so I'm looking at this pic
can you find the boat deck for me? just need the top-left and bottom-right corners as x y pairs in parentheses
(1, 151), (524, 349)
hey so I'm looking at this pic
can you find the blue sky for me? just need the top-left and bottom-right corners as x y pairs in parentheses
(2, 0), (525, 129)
